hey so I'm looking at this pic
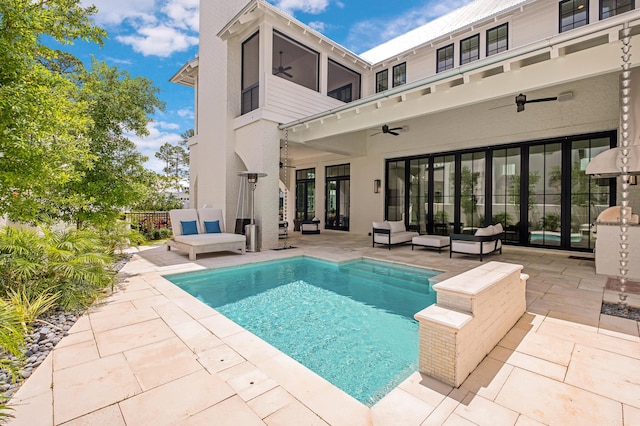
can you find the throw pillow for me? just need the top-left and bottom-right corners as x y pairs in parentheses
(475, 226), (493, 236)
(388, 220), (406, 233)
(493, 223), (504, 234)
(204, 220), (222, 233)
(181, 220), (198, 235)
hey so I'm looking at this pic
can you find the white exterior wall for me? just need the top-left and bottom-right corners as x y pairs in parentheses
(196, 0), (247, 226)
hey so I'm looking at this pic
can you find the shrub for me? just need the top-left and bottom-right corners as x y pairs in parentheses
(0, 226), (116, 311)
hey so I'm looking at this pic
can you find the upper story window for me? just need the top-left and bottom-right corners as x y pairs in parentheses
(436, 44), (454, 73)
(559, 0), (588, 32)
(241, 31), (259, 115)
(272, 31), (319, 92)
(460, 34), (480, 65)
(486, 24), (508, 56)
(376, 69), (388, 93)
(327, 59), (361, 103)
(600, 0), (634, 19)
(393, 62), (406, 87)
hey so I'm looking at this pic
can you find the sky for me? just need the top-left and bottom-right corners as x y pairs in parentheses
(65, 0), (474, 173)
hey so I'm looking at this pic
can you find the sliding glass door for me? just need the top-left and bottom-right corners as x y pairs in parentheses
(384, 131), (615, 251)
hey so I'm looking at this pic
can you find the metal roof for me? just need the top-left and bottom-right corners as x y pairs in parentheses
(360, 0), (534, 64)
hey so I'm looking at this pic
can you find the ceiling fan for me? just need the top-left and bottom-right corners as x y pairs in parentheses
(490, 92), (573, 112)
(514, 93), (559, 112)
(273, 51), (293, 78)
(371, 124), (405, 136)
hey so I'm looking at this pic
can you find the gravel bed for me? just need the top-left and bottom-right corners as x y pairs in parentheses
(1, 254), (132, 399)
(601, 302), (640, 322)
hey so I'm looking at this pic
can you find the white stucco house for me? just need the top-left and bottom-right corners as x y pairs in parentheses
(171, 0), (640, 251)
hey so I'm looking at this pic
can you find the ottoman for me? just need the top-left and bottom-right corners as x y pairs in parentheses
(411, 235), (450, 253)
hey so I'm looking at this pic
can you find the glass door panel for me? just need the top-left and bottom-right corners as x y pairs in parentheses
(432, 155), (455, 235)
(460, 152), (486, 233)
(528, 143), (562, 246)
(570, 139), (611, 249)
(338, 180), (350, 229)
(326, 180), (337, 228)
(409, 158), (429, 233)
(386, 160), (406, 221)
(492, 148), (521, 243)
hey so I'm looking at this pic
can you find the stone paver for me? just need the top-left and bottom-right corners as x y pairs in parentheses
(6, 232), (640, 425)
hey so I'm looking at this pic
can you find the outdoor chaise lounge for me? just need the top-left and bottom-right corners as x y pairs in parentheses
(167, 208), (246, 260)
(449, 223), (503, 261)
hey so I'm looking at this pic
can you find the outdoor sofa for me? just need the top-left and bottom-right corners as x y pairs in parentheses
(449, 223), (503, 261)
(372, 220), (419, 249)
(167, 208), (246, 260)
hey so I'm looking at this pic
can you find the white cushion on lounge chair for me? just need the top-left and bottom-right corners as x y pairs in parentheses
(174, 233), (245, 245)
(170, 208), (200, 236)
(168, 208), (246, 260)
(197, 208), (226, 233)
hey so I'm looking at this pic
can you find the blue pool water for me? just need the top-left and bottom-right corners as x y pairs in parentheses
(166, 257), (440, 406)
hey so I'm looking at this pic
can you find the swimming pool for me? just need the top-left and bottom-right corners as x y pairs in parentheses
(166, 257), (440, 406)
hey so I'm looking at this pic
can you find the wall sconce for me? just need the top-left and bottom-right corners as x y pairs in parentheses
(374, 179), (381, 193)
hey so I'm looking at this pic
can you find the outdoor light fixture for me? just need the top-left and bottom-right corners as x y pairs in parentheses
(374, 179), (381, 193)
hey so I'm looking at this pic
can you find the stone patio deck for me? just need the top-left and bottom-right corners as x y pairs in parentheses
(7, 231), (640, 425)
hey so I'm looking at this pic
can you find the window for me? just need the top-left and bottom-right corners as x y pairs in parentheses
(486, 24), (508, 56)
(560, 0), (588, 32)
(327, 59), (360, 103)
(272, 31), (319, 92)
(392, 62), (406, 87)
(376, 69), (388, 93)
(436, 44), (454, 73)
(460, 34), (480, 65)
(241, 32), (259, 115)
(600, 0), (634, 19)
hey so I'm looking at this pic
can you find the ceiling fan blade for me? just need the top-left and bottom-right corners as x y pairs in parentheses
(526, 97), (558, 104)
(389, 131), (400, 136)
(371, 131), (382, 136)
(283, 71), (293, 78)
(283, 66), (292, 71)
(388, 127), (403, 131)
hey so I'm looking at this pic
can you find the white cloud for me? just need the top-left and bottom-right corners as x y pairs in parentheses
(83, 0), (158, 26)
(126, 121), (185, 173)
(116, 25), (198, 57)
(104, 56), (133, 65)
(163, 0), (199, 31)
(308, 21), (326, 33)
(85, 0), (199, 57)
(345, 0), (474, 53)
(177, 108), (194, 119)
(272, 0), (330, 15)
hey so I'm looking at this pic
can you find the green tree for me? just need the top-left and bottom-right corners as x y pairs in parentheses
(55, 59), (165, 228)
(0, 0), (105, 223)
(179, 128), (194, 147)
(130, 170), (185, 211)
(155, 140), (189, 192)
